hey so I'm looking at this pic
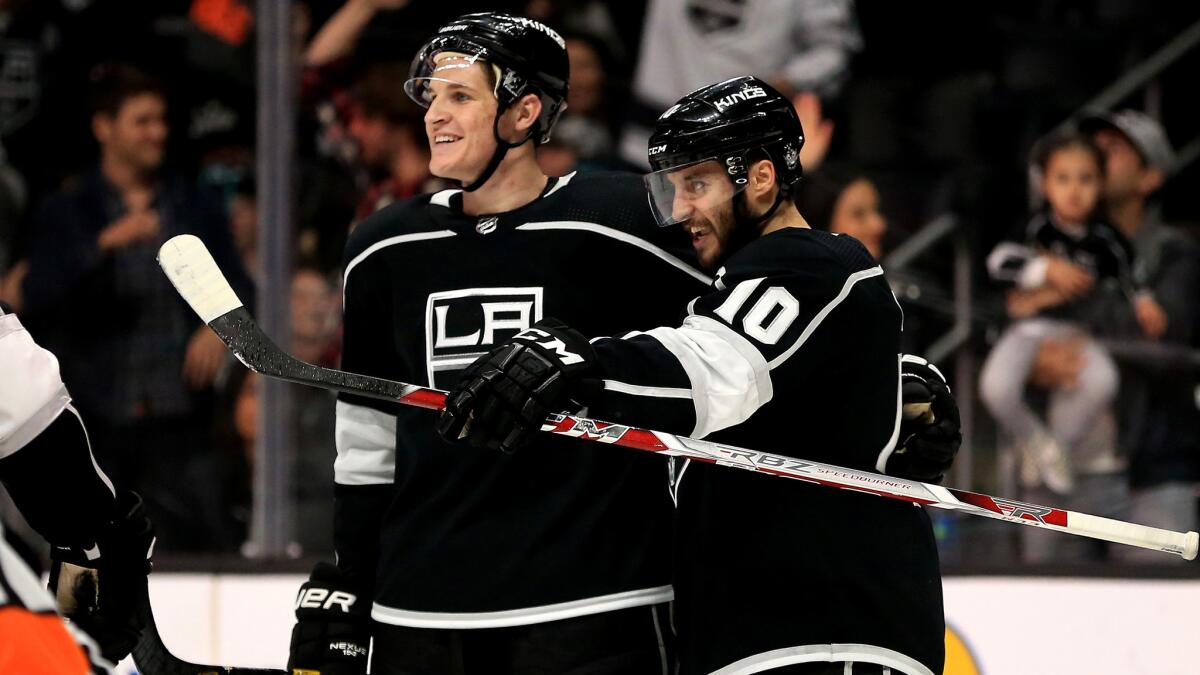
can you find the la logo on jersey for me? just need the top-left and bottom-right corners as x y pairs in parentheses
(426, 287), (544, 387)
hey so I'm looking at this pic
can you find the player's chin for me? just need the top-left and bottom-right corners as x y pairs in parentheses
(695, 239), (722, 269)
(428, 152), (474, 183)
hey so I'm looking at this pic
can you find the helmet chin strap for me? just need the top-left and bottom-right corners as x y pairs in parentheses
(733, 184), (785, 233)
(462, 107), (536, 192)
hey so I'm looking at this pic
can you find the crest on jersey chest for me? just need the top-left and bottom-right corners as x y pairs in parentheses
(476, 217), (499, 234)
(425, 287), (544, 387)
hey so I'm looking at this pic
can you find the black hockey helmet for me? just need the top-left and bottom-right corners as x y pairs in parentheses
(405, 13), (569, 146)
(645, 76), (804, 227)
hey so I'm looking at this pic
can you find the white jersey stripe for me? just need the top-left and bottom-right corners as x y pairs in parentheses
(873, 356), (905, 474)
(342, 230), (457, 291)
(428, 189), (460, 207)
(710, 642), (934, 675)
(767, 266), (884, 370)
(543, 171), (577, 196)
(644, 315), (772, 438)
(371, 585), (673, 629)
(66, 403), (116, 498)
(601, 379), (693, 399)
(0, 529), (57, 612)
(334, 401), (397, 486)
(516, 222), (712, 285)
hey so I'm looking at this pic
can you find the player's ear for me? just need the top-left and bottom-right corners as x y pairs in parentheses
(509, 93), (543, 138)
(749, 159), (776, 198)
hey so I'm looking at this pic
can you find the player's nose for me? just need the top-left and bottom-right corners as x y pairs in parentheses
(671, 194), (693, 223)
(425, 99), (447, 127)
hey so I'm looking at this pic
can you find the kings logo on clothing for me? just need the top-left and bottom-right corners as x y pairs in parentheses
(425, 287), (544, 387)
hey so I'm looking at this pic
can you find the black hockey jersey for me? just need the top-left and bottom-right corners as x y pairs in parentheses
(986, 212), (1138, 324)
(334, 171), (712, 627)
(588, 228), (945, 675)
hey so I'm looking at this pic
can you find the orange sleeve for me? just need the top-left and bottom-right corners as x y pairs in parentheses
(0, 606), (91, 675)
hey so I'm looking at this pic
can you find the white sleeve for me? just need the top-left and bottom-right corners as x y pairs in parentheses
(0, 314), (72, 460)
(333, 400), (397, 485)
(643, 315), (773, 438)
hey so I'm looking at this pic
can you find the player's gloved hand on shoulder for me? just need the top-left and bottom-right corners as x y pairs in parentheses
(888, 355), (962, 484)
(49, 489), (155, 664)
(437, 318), (599, 454)
(287, 562), (371, 675)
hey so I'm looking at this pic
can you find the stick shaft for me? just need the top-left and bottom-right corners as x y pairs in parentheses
(158, 234), (1200, 561)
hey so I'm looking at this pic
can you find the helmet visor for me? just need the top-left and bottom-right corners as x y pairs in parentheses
(643, 158), (747, 227)
(404, 43), (498, 107)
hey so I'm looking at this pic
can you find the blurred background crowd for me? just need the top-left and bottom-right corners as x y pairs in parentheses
(1, 0), (1197, 571)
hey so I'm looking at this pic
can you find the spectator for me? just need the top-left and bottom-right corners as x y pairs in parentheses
(980, 135), (1130, 487)
(345, 62), (436, 221)
(619, 0), (862, 168)
(288, 267), (340, 555)
(217, 267), (342, 555)
(0, 0), (94, 209)
(16, 63), (252, 552)
(228, 177), (258, 279)
(981, 132), (1151, 561)
(1072, 110), (1199, 563)
(800, 165), (888, 260)
(540, 32), (620, 173)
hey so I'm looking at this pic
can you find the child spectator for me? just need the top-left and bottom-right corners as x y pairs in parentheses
(980, 132), (1156, 498)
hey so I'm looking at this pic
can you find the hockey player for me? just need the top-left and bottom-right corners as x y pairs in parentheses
(285, 12), (713, 675)
(439, 77), (952, 674)
(0, 302), (155, 673)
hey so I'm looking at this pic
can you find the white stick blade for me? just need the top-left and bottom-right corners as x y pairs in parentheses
(158, 234), (243, 323)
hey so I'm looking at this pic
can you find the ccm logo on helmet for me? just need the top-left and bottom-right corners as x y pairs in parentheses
(713, 85), (767, 112)
(296, 588), (357, 612)
(649, 144), (667, 155)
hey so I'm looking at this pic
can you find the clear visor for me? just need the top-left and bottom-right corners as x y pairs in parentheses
(643, 158), (747, 227)
(404, 49), (500, 107)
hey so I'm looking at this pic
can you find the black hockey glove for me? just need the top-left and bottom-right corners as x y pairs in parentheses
(287, 562), (371, 675)
(437, 318), (599, 454)
(887, 356), (962, 484)
(48, 490), (155, 664)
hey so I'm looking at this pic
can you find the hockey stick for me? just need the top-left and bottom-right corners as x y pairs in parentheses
(132, 593), (285, 674)
(157, 234), (1199, 561)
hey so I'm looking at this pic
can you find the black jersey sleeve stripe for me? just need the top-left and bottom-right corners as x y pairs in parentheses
(334, 401), (397, 486)
(516, 221), (713, 285)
